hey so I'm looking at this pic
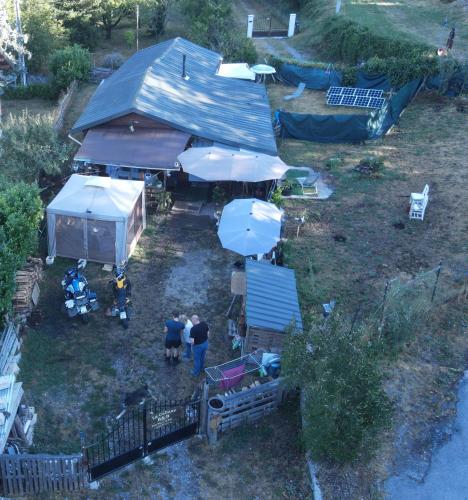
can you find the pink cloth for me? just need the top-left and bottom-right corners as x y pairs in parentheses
(220, 364), (245, 390)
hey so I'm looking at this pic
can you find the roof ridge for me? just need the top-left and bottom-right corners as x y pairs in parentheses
(131, 38), (180, 109)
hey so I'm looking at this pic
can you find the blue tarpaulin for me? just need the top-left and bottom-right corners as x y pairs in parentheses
(278, 63), (342, 90)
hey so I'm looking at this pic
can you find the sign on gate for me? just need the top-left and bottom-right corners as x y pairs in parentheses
(84, 398), (200, 481)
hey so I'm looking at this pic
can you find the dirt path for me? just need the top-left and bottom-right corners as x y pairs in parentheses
(234, 0), (310, 62)
(21, 210), (311, 498)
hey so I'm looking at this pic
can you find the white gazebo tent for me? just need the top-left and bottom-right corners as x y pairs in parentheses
(47, 175), (146, 265)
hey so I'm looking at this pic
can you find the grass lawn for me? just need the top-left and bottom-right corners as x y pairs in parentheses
(275, 89), (468, 497)
(1, 97), (57, 122)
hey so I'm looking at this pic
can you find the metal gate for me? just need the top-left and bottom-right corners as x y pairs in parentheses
(252, 15), (289, 37)
(84, 398), (200, 481)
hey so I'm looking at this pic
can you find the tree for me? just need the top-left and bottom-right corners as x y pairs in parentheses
(98, 0), (135, 40)
(55, 0), (101, 50)
(179, 0), (257, 64)
(282, 315), (392, 463)
(0, 111), (71, 183)
(146, 0), (170, 38)
(22, 0), (66, 73)
(0, 0), (31, 74)
(49, 44), (92, 89)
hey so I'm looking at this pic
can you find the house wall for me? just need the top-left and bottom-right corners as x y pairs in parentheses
(244, 326), (285, 354)
(99, 113), (173, 130)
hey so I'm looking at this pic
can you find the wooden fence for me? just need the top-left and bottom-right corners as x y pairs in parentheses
(53, 80), (78, 132)
(206, 378), (284, 443)
(0, 454), (87, 496)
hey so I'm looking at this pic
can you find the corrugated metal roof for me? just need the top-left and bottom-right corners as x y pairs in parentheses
(72, 38), (277, 155)
(245, 260), (303, 333)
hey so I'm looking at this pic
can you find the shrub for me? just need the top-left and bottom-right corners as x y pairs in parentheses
(353, 156), (385, 178)
(270, 187), (284, 208)
(102, 52), (125, 69)
(3, 83), (60, 101)
(282, 314), (392, 463)
(0, 111), (72, 183)
(49, 45), (92, 90)
(124, 30), (136, 48)
(0, 181), (43, 313)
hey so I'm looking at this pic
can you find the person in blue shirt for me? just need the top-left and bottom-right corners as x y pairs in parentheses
(164, 311), (185, 365)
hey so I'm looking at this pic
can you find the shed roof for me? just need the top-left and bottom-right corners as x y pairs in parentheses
(71, 38), (277, 155)
(245, 260), (303, 333)
(47, 174), (144, 221)
(74, 126), (190, 170)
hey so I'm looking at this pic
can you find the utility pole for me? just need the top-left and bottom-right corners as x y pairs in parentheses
(14, 0), (27, 86)
(136, 4), (139, 52)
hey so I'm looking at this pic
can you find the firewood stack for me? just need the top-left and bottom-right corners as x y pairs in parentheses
(12, 258), (43, 323)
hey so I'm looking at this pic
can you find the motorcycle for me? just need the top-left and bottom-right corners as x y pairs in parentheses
(108, 267), (132, 329)
(61, 262), (99, 323)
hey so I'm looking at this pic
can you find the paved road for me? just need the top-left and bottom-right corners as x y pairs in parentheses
(386, 371), (468, 500)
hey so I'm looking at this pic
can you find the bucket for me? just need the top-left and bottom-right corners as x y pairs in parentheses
(208, 397), (224, 412)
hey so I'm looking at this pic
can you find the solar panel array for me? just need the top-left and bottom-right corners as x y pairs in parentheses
(326, 87), (385, 109)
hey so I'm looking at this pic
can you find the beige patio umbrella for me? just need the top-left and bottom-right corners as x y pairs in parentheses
(177, 146), (290, 182)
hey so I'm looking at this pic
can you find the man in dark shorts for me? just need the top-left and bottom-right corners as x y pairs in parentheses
(190, 315), (209, 376)
(164, 311), (184, 365)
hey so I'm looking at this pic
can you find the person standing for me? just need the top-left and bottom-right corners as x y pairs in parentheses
(190, 315), (209, 376)
(164, 311), (184, 365)
(180, 314), (193, 360)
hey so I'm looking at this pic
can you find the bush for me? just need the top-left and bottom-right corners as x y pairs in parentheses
(49, 45), (92, 90)
(124, 30), (136, 48)
(0, 111), (72, 183)
(3, 83), (60, 101)
(0, 181), (43, 313)
(282, 314), (392, 463)
(102, 52), (125, 69)
(270, 187), (284, 208)
(353, 156), (385, 178)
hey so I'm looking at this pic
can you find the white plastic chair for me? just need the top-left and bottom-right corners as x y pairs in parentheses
(409, 184), (429, 221)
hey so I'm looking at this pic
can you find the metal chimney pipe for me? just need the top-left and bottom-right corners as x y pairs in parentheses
(182, 54), (186, 79)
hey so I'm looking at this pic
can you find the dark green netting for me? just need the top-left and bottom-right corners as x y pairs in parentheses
(276, 79), (423, 143)
(355, 71), (392, 91)
(278, 63), (342, 90)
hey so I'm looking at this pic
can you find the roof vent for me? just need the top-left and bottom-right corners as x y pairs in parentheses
(182, 54), (190, 81)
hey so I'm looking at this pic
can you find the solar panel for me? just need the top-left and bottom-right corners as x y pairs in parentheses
(327, 95), (342, 106)
(355, 96), (370, 107)
(368, 89), (383, 98)
(341, 95), (355, 105)
(343, 88), (355, 95)
(327, 86), (342, 96)
(368, 97), (385, 108)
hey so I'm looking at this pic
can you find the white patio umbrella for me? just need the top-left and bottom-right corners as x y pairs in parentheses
(217, 198), (283, 256)
(177, 147), (290, 182)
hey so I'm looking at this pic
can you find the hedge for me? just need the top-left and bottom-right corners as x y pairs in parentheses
(2, 83), (61, 100)
(0, 182), (43, 313)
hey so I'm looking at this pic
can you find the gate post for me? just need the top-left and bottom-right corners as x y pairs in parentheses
(142, 403), (148, 457)
(247, 15), (254, 38)
(288, 14), (296, 37)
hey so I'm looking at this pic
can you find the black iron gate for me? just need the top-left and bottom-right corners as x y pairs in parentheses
(84, 398), (200, 481)
(252, 15), (289, 37)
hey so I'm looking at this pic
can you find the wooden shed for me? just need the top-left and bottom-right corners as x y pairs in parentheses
(242, 260), (303, 354)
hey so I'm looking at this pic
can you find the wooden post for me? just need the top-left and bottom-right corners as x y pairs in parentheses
(378, 281), (390, 337)
(431, 261), (443, 303)
(198, 380), (209, 436)
(288, 14), (296, 37)
(247, 15), (254, 38)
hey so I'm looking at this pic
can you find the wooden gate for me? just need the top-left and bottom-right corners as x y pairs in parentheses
(84, 398), (200, 481)
(0, 454), (86, 496)
(252, 15), (289, 37)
